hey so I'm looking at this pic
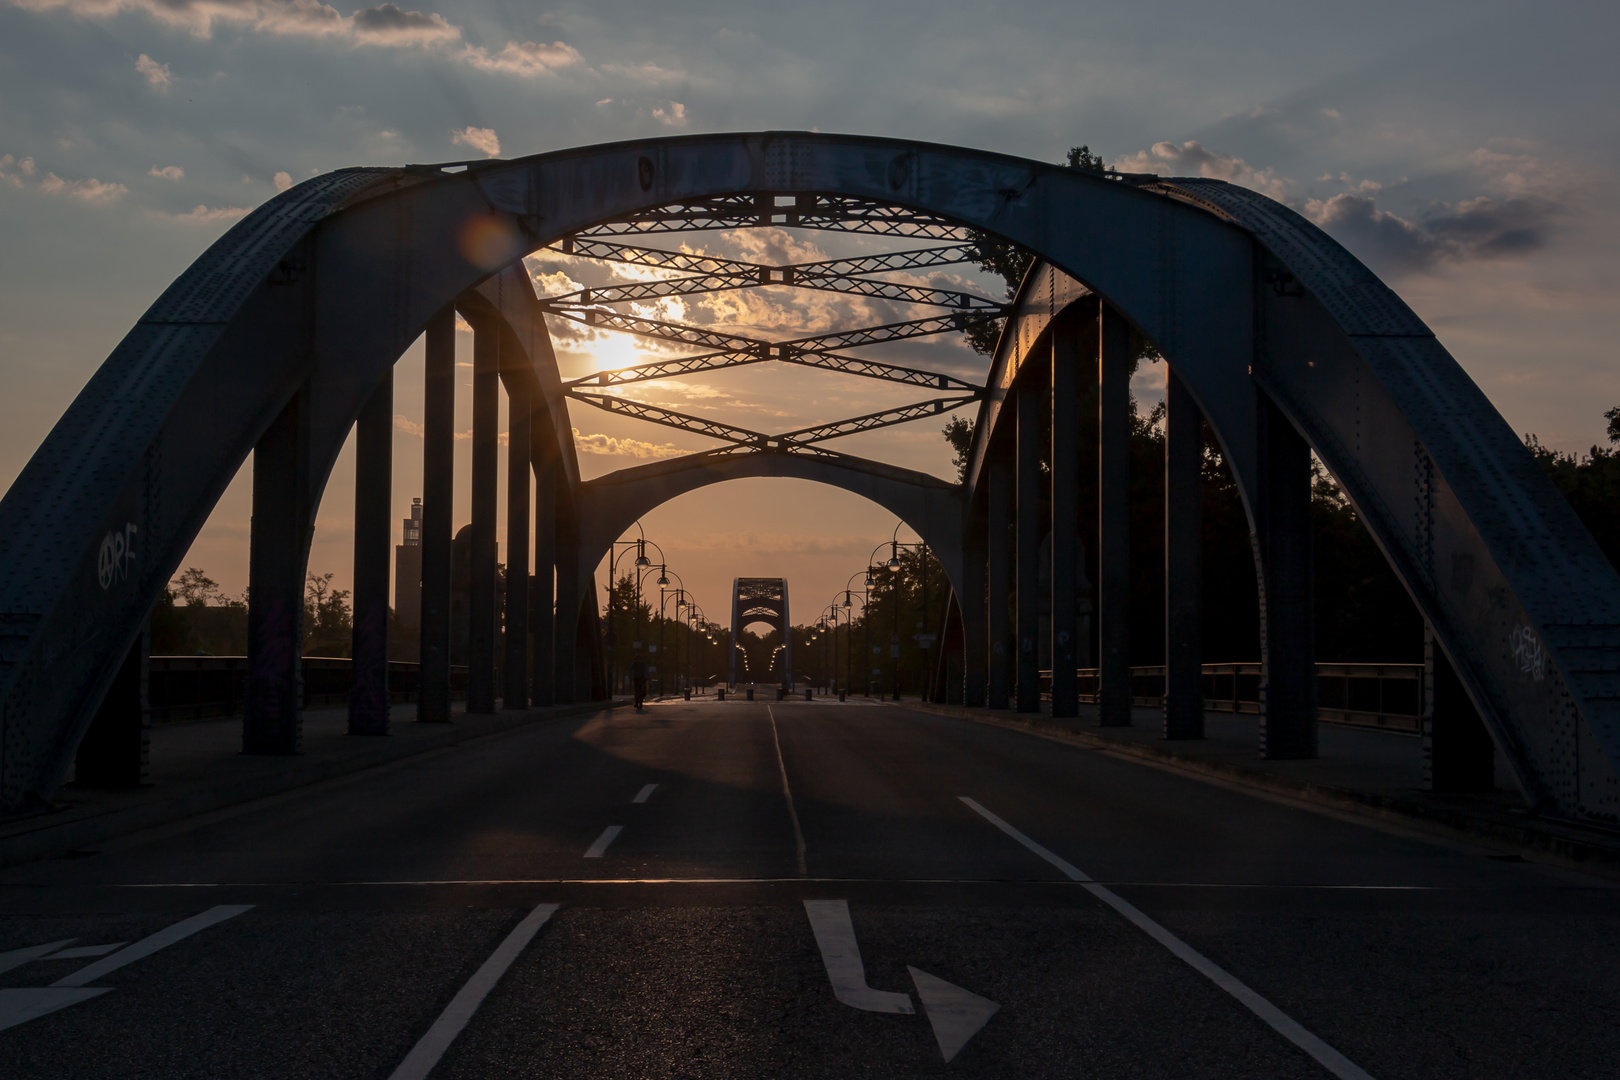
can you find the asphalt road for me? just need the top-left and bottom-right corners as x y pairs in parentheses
(2, 698), (1617, 1078)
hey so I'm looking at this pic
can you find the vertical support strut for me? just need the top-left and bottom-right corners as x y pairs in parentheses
(554, 497), (579, 705)
(349, 368), (393, 736)
(1424, 624), (1495, 791)
(467, 319), (499, 715)
(1050, 316), (1082, 719)
(1016, 381), (1041, 714)
(986, 451), (1012, 709)
(531, 454), (556, 707)
(74, 627), (150, 787)
(1163, 368), (1204, 739)
(1257, 393), (1316, 758)
(418, 307), (455, 723)
(961, 522), (987, 707)
(504, 373), (532, 711)
(1097, 305), (1132, 726)
(245, 379), (313, 753)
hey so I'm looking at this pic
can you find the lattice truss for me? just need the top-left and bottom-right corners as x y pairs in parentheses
(538, 196), (1006, 453)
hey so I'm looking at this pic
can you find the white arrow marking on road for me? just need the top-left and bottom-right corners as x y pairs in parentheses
(584, 825), (623, 857)
(53, 904), (254, 988)
(0, 939), (76, 976)
(803, 900), (913, 1014)
(632, 783), (659, 803)
(908, 966), (999, 1063)
(0, 988), (111, 1031)
(49, 942), (127, 959)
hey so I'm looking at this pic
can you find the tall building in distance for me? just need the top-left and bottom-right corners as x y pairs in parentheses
(394, 498), (423, 629)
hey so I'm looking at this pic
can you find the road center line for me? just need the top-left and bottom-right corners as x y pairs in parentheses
(768, 705), (808, 877)
(959, 797), (1376, 1080)
(387, 902), (559, 1080)
(53, 905), (253, 988)
(583, 826), (623, 858)
(632, 783), (659, 804)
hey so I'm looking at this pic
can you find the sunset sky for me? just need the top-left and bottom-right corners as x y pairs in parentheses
(1, 0), (1615, 625)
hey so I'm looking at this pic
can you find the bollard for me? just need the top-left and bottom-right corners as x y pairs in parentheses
(684, 688), (691, 701)
(776, 688), (785, 701)
(746, 688), (754, 701)
(839, 689), (846, 701)
(718, 688), (726, 701)
(805, 688), (813, 701)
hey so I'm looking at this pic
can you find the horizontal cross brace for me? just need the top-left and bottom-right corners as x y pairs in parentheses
(543, 271), (999, 312)
(573, 194), (970, 241)
(545, 307), (970, 356)
(569, 392), (767, 446)
(566, 343), (976, 392)
(777, 394), (983, 445)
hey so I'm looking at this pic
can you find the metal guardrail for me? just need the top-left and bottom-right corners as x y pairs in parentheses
(1044, 662), (1423, 733)
(148, 657), (468, 723)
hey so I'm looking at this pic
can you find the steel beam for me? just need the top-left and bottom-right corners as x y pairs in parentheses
(986, 451), (1012, 710)
(961, 521), (988, 708)
(348, 368), (393, 736)
(531, 458), (556, 707)
(245, 380), (313, 753)
(1256, 393), (1316, 758)
(1097, 307), (1132, 727)
(1016, 381), (1042, 714)
(1424, 623), (1495, 792)
(73, 628), (149, 788)
(554, 495), (579, 705)
(504, 372), (532, 711)
(467, 320), (500, 715)
(1050, 317), (1082, 719)
(417, 307), (455, 723)
(1164, 368), (1204, 739)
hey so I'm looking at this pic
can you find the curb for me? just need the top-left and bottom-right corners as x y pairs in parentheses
(0, 700), (622, 870)
(904, 700), (1620, 875)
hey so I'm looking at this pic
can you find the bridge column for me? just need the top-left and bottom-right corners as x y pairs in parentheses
(348, 369), (392, 736)
(503, 374), (531, 711)
(417, 307), (455, 723)
(554, 496), (579, 704)
(467, 319), (499, 715)
(1016, 381), (1042, 714)
(1050, 316), (1082, 718)
(961, 524), (987, 707)
(531, 455), (556, 707)
(986, 449), (1012, 709)
(1256, 394), (1316, 757)
(1098, 306), (1132, 726)
(245, 379), (313, 753)
(1424, 624), (1495, 791)
(1164, 368), (1204, 739)
(74, 627), (149, 787)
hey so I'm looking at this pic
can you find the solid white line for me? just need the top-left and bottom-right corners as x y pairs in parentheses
(632, 783), (659, 804)
(583, 825), (623, 858)
(803, 900), (913, 1013)
(387, 903), (559, 1080)
(768, 705), (808, 876)
(958, 797), (1377, 1080)
(0, 940), (76, 976)
(53, 905), (253, 988)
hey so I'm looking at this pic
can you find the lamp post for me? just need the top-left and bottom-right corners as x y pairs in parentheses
(605, 525), (653, 696)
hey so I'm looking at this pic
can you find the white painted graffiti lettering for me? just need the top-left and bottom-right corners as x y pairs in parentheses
(1509, 623), (1546, 682)
(97, 524), (138, 590)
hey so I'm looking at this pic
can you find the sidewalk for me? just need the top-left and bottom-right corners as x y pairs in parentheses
(906, 699), (1620, 873)
(0, 698), (624, 868)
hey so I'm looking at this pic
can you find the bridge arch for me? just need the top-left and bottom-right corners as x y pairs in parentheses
(0, 132), (1614, 822)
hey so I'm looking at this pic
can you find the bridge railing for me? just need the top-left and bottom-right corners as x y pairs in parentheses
(148, 656), (469, 723)
(1042, 663), (1424, 733)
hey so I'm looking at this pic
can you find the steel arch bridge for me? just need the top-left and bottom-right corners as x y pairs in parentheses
(729, 578), (792, 690)
(2, 132), (1617, 824)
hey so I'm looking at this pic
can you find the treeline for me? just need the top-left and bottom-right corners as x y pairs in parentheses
(150, 568), (360, 657)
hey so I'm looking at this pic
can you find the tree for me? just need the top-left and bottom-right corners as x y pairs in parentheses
(1526, 406), (1620, 572)
(943, 416), (974, 482)
(303, 572), (352, 656)
(172, 567), (224, 607)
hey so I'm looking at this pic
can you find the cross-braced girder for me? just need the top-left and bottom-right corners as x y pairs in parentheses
(575, 193), (971, 240)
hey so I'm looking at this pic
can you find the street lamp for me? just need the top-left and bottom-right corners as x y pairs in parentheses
(605, 524), (658, 698)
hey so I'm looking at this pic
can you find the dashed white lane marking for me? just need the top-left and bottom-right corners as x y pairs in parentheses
(388, 903), (559, 1080)
(583, 825), (623, 858)
(803, 900), (913, 1014)
(768, 705), (809, 877)
(959, 797), (1376, 1080)
(53, 905), (253, 988)
(632, 783), (659, 804)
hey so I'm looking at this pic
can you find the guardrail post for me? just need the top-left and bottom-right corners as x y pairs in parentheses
(349, 368), (392, 736)
(1098, 305), (1132, 726)
(418, 306), (455, 723)
(1164, 368), (1204, 739)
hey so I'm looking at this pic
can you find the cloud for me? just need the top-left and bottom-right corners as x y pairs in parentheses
(1114, 140), (1289, 200)
(134, 53), (170, 87)
(272, 170), (292, 191)
(458, 39), (583, 76)
(1305, 192), (1559, 272)
(149, 164), (183, 180)
(33, 170), (127, 203)
(571, 427), (685, 459)
(450, 125), (500, 157)
(153, 203), (252, 222)
(651, 101), (687, 127)
(350, 3), (456, 45)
